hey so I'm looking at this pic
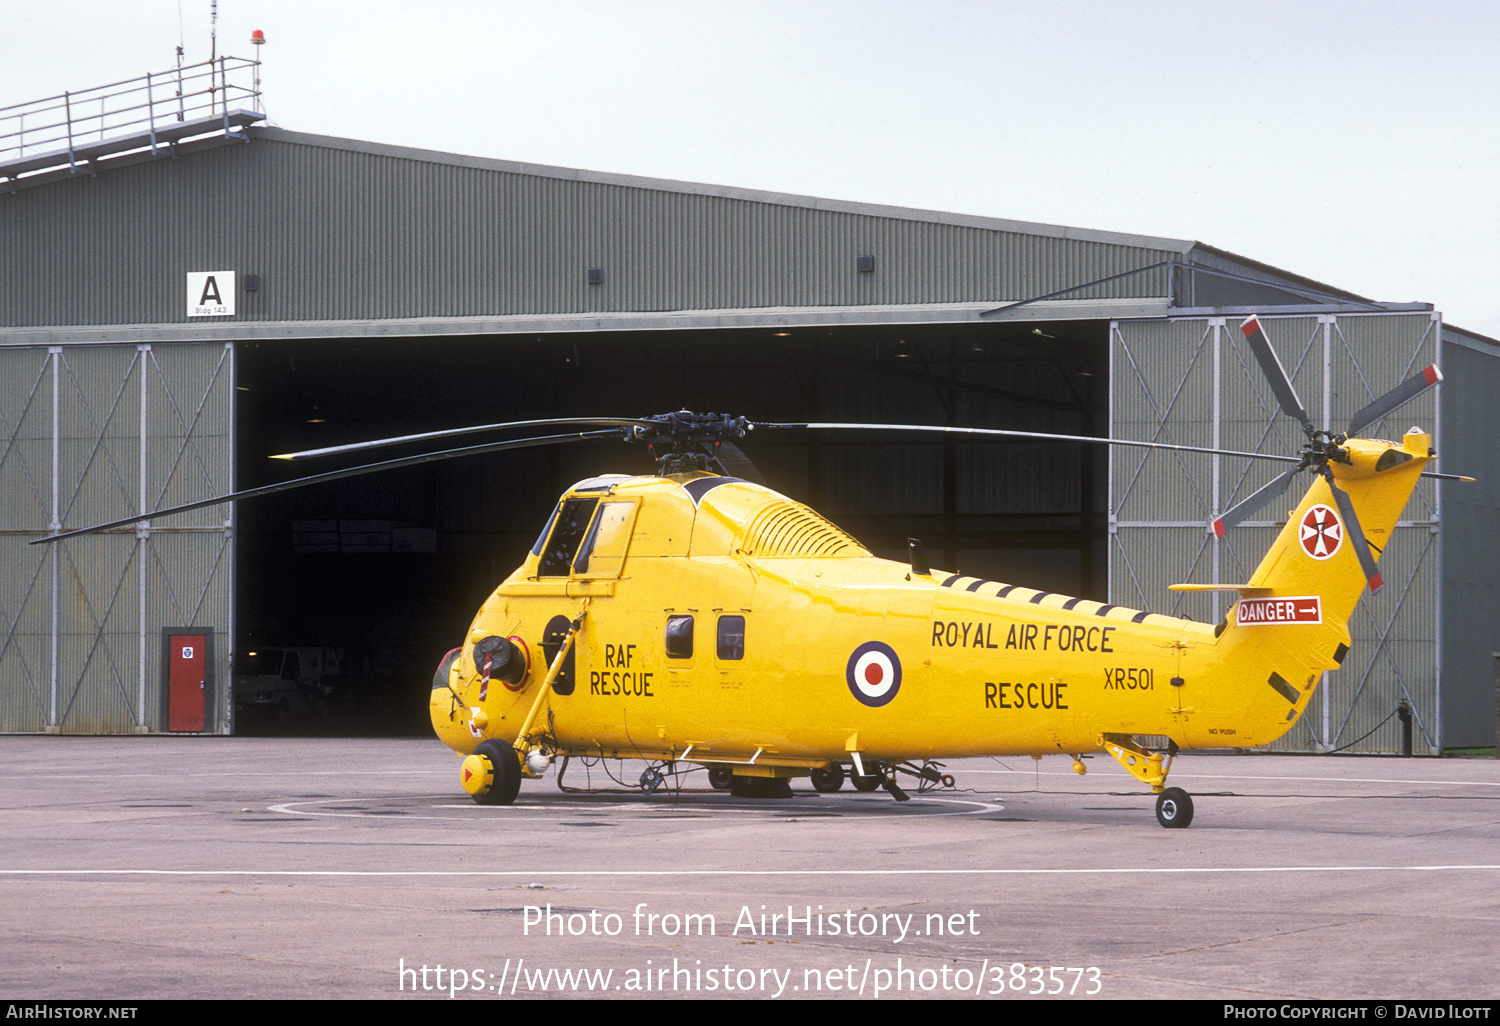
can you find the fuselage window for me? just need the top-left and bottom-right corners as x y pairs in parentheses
(665, 615), (694, 659)
(717, 615), (745, 660)
(539, 498), (600, 576)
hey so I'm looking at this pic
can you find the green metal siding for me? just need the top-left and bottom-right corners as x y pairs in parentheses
(0, 342), (233, 734)
(0, 131), (1182, 328)
(1437, 331), (1500, 749)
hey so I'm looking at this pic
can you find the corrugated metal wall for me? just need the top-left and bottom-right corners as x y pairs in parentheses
(1436, 331), (1500, 749)
(0, 342), (233, 733)
(1109, 311), (1442, 754)
(0, 131), (1177, 328)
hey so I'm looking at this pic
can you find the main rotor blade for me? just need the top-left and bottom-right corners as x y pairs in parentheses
(754, 420), (1467, 482)
(271, 417), (656, 461)
(1240, 315), (1315, 437)
(1324, 473), (1383, 592)
(1346, 365), (1443, 438)
(30, 429), (621, 545)
(1211, 465), (1302, 538)
(714, 440), (766, 485)
(753, 421), (1303, 466)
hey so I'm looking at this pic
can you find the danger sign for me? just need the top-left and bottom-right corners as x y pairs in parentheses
(186, 271), (235, 317)
(1238, 596), (1322, 625)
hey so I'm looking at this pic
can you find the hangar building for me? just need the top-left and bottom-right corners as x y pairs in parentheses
(2, 73), (1496, 752)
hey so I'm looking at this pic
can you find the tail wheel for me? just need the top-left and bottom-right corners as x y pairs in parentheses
(465, 740), (523, 806)
(809, 765), (845, 793)
(1155, 787), (1194, 829)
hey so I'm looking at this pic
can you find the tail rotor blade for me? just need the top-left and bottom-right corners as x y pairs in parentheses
(1346, 364), (1443, 438)
(1325, 475), (1383, 592)
(1212, 465), (1301, 538)
(1241, 315), (1315, 437)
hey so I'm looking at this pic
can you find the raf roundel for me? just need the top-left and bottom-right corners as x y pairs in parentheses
(1299, 503), (1344, 560)
(846, 641), (902, 707)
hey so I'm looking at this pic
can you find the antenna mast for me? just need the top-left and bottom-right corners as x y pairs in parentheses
(175, 0), (186, 121)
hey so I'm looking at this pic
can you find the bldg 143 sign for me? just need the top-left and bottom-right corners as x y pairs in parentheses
(186, 271), (235, 317)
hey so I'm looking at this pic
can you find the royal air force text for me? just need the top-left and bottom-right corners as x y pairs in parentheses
(931, 620), (1115, 653)
(932, 620), (1159, 711)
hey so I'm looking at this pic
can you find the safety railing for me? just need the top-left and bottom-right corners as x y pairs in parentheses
(0, 56), (262, 185)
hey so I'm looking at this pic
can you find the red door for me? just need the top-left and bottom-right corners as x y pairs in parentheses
(168, 634), (206, 732)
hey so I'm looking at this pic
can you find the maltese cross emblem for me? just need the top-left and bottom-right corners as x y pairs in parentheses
(1299, 504), (1344, 560)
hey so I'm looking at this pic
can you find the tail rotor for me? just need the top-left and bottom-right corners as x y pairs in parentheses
(1215, 315), (1446, 592)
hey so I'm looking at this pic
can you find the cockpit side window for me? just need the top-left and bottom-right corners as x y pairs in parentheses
(538, 498), (600, 576)
(572, 500), (636, 577)
(530, 505), (560, 557)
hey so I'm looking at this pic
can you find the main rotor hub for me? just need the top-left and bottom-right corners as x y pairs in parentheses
(624, 411), (751, 475)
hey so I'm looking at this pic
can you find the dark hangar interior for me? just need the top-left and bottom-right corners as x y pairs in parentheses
(234, 321), (1108, 726)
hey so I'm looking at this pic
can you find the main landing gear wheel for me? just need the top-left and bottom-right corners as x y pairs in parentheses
(465, 740), (523, 806)
(850, 768), (883, 792)
(810, 765), (845, 793)
(707, 766), (734, 790)
(1155, 787), (1194, 829)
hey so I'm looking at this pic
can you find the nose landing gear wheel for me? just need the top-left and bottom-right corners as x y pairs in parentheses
(465, 740), (523, 806)
(1155, 787), (1194, 829)
(850, 768), (883, 792)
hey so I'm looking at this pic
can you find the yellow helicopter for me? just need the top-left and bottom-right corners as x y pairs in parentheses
(41, 317), (1463, 827)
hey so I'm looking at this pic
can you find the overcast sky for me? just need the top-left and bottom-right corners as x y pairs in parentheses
(5, 1), (1498, 339)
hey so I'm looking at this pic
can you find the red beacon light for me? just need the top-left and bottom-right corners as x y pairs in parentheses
(251, 30), (265, 45)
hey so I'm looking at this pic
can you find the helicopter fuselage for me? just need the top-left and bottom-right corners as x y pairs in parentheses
(431, 430), (1432, 788)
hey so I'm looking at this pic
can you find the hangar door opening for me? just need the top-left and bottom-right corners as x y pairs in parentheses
(233, 322), (1110, 734)
(1109, 311), (1442, 754)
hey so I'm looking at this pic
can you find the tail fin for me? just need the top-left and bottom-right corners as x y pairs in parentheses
(1241, 430), (1431, 633)
(1190, 429), (1432, 746)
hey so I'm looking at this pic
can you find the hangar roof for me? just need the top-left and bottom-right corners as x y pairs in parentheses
(0, 127), (1440, 344)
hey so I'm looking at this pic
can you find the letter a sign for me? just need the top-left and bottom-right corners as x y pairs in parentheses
(186, 271), (235, 317)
